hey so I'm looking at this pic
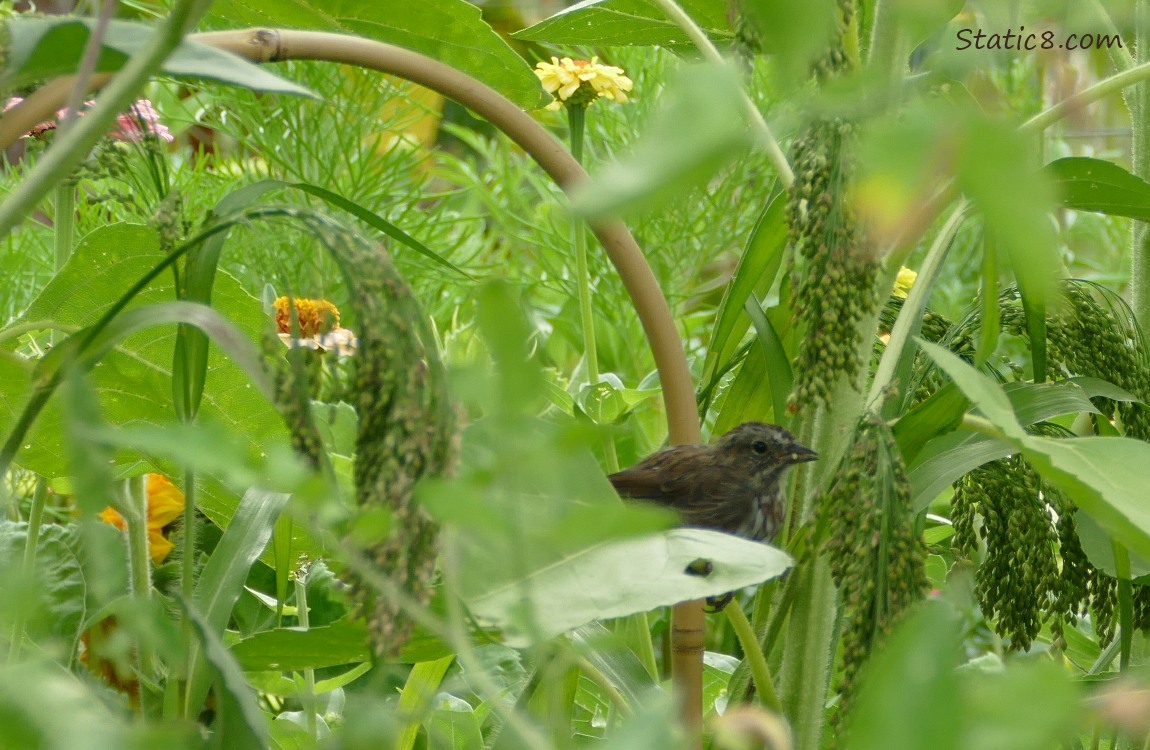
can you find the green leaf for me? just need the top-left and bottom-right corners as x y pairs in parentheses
(1002, 380), (1100, 426)
(919, 340), (1150, 562)
(893, 383), (969, 465)
(703, 191), (787, 387)
(465, 529), (791, 645)
(916, 340), (1025, 440)
(739, 0), (839, 86)
(181, 598), (270, 750)
(2, 17), (314, 96)
(4, 224), (286, 481)
(958, 660), (1080, 750)
(186, 489), (290, 719)
(844, 601), (962, 750)
(0, 522), (87, 658)
(233, 619), (371, 671)
(570, 62), (753, 220)
(425, 694), (484, 750)
(209, 0), (545, 110)
(290, 182), (472, 278)
(1046, 156), (1150, 221)
(744, 294), (792, 424)
(908, 431), (1015, 511)
(397, 656), (455, 750)
(1074, 511), (1150, 582)
(513, 0), (732, 47)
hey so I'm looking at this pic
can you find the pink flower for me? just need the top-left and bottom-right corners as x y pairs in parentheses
(112, 99), (173, 143)
(4, 97), (172, 142)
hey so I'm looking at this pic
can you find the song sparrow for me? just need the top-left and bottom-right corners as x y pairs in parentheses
(608, 422), (817, 544)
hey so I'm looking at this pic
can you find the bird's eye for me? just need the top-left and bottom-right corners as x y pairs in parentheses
(751, 440), (769, 454)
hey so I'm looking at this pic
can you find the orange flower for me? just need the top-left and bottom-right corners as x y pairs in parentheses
(98, 474), (185, 564)
(273, 296), (341, 338)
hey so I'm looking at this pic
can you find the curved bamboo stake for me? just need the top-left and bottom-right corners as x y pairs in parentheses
(1, 27), (707, 734)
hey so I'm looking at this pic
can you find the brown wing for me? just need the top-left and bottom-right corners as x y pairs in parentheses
(609, 446), (749, 534)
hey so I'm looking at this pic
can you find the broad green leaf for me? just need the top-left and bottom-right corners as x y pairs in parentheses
(916, 341), (1025, 440)
(425, 695), (484, 750)
(5, 224), (286, 480)
(209, 0), (545, 110)
(908, 431), (1015, 511)
(0, 522), (87, 658)
(845, 601), (962, 750)
(1020, 436), (1150, 563)
(2, 17), (313, 96)
(186, 489), (290, 718)
(1046, 156), (1150, 221)
(703, 191), (787, 387)
(571, 62), (753, 220)
(397, 656), (455, 750)
(233, 619), (371, 671)
(465, 528), (791, 645)
(893, 383), (969, 465)
(569, 622), (657, 708)
(1002, 380), (1100, 427)
(958, 660), (1079, 750)
(1074, 511), (1150, 582)
(513, 0), (732, 47)
(905, 377), (1109, 508)
(739, 0), (839, 86)
(0, 659), (200, 749)
(182, 599), (269, 750)
(920, 340), (1150, 561)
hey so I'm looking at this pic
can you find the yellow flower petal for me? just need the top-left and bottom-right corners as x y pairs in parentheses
(146, 474), (185, 531)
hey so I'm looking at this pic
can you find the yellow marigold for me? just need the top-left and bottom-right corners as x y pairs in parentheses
(98, 474), (185, 564)
(273, 296), (341, 338)
(892, 266), (918, 299)
(534, 56), (633, 111)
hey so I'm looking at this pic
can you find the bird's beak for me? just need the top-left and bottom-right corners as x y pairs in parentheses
(787, 445), (818, 464)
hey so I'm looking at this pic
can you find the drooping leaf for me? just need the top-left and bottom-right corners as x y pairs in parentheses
(1046, 156), (1150, 221)
(920, 340), (1150, 561)
(464, 529), (792, 645)
(3, 17), (313, 96)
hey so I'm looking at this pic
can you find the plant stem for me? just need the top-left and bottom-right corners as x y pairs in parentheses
(1131, 0), (1150, 345)
(568, 106), (601, 387)
(1022, 60), (1150, 134)
(125, 475), (157, 679)
(181, 469), (196, 601)
(725, 603), (781, 712)
(644, 0), (794, 187)
(8, 479), (47, 661)
(294, 569), (318, 739)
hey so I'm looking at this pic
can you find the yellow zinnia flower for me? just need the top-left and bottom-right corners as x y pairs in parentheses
(98, 474), (185, 564)
(534, 56), (633, 111)
(274, 296), (341, 338)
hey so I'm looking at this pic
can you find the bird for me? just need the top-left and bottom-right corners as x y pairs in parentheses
(609, 422), (817, 545)
(608, 422), (817, 610)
